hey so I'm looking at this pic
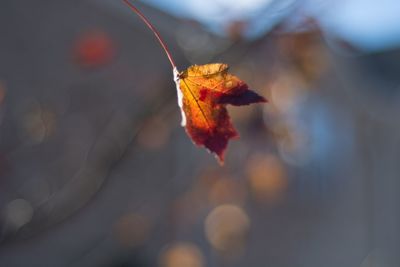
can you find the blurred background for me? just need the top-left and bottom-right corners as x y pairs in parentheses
(0, 0), (400, 266)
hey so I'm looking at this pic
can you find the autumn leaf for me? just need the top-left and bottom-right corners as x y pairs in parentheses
(123, 0), (267, 164)
(174, 64), (266, 163)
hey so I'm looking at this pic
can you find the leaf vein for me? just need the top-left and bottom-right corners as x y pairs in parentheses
(181, 78), (211, 130)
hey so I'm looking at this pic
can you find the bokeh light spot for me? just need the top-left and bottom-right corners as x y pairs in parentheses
(246, 154), (288, 203)
(137, 116), (170, 150)
(159, 242), (204, 267)
(21, 106), (57, 144)
(204, 204), (250, 254)
(208, 177), (246, 206)
(114, 213), (151, 248)
(74, 30), (115, 68)
(4, 199), (34, 230)
(0, 81), (6, 104)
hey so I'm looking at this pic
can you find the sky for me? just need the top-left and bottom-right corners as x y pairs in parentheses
(142, 0), (400, 52)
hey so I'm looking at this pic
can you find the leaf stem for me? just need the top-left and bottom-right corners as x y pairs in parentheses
(122, 0), (177, 70)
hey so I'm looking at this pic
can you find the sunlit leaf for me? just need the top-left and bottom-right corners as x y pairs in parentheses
(174, 63), (266, 164)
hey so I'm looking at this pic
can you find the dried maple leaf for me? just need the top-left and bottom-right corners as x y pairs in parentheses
(174, 64), (266, 163)
(124, 0), (267, 164)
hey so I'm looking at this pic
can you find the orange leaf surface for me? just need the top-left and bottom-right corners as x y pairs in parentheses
(174, 63), (267, 164)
